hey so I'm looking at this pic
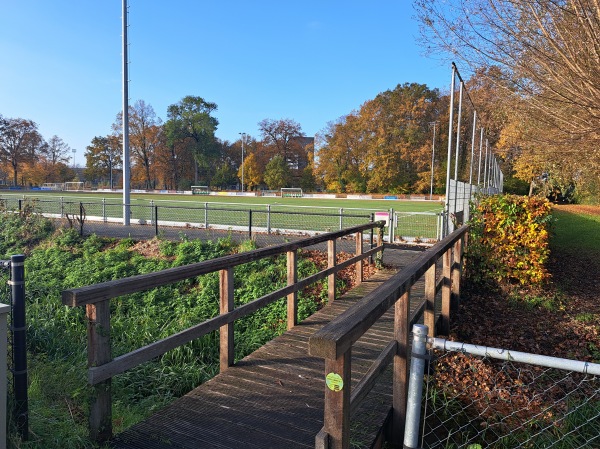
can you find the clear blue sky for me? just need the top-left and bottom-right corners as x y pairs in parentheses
(1, 1), (450, 166)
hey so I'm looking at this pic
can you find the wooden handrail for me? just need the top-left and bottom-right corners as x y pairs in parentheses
(62, 221), (385, 442)
(309, 225), (469, 449)
(62, 221), (384, 307)
(309, 226), (468, 360)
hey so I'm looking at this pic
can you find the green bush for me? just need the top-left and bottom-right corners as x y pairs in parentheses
(466, 194), (553, 288)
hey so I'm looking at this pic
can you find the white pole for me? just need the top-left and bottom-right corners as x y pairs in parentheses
(429, 122), (436, 201)
(477, 128), (484, 186)
(452, 82), (464, 219)
(444, 65), (456, 236)
(239, 132), (245, 192)
(122, 0), (131, 226)
(468, 111), (477, 188)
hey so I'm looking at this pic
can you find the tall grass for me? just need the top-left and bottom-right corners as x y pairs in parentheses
(1, 210), (332, 448)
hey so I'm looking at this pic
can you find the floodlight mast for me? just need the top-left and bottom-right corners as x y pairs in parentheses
(122, 0), (131, 226)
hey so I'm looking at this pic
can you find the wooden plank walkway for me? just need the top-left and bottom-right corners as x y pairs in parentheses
(111, 248), (426, 449)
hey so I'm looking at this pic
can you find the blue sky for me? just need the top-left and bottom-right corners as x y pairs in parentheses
(1, 1), (451, 166)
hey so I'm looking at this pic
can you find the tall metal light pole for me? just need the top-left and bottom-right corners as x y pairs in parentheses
(429, 122), (437, 201)
(122, 0), (130, 225)
(72, 149), (76, 169)
(239, 132), (246, 192)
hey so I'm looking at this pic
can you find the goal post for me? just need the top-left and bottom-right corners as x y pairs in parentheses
(281, 188), (303, 198)
(63, 182), (85, 191)
(191, 185), (210, 195)
(41, 183), (64, 191)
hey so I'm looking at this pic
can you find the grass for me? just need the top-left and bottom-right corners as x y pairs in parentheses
(551, 206), (600, 254)
(0, 190), (444, 212)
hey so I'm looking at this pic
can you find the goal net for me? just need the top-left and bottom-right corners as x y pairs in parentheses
(64, 182), (85, 191)
(281, 188), (303, 198)
(191, 185), (210, 195)
(41, 183), (64, 191)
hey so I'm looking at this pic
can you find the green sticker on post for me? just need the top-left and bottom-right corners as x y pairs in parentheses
(326, 372), (344, 392)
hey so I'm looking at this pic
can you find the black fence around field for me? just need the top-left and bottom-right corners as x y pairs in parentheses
(1, 197), (372, 239)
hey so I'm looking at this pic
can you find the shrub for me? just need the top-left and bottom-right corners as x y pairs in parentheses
(466, 194), (552, 288)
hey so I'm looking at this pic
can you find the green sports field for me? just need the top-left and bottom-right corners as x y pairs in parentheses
(2, 190), (444, 213)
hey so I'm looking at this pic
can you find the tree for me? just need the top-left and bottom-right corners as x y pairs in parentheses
(114, 100), (163, 189)
(42, 135), (71, 166)
(316, 83), (442, 193)
(258, 118), (310, 184)
(415, 0), (600, 199)
(84, 136), (122, 187)
(264, 155), (291, 190)
(0, 117), (43, 185)
(165, 96), (219, 186)
(238, 153), (262, 191)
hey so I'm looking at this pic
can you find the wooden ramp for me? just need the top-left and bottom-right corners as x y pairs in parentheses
(112, 249), (423, 449)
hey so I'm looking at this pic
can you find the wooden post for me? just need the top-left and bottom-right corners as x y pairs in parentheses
(220, 267), (234, 371)
(87, 301), (112, 442)
(451, 238), (462, 311)
(328, 239), (336, 302)
(323, 350), (351, 449)
(441, 248), (452, 335)
(392, 290), (410, 444)
(287, 250), (298, 329)
(424, 263), (436, 337)
(376, 226), (384, 267)
(355, 231), (363, 285)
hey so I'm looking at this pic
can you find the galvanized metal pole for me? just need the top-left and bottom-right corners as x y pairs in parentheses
(483, 140), (489, 194)
(429, 122), (436, 200)
(430, 337), (600, 375)
(468, 111), (477, 201)
(452, 82), (464, 222)
(444, 65), (457, 237)
(477, 128), (484, 187)
(122, 0), (131, 226)
(403, 324), (429, 449)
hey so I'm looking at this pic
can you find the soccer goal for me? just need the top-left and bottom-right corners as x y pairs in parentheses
(281, 187), (303, 198)
(41, 183), (64, 191)
(191, 185), (210, 195)
(64, 182), (85, 191)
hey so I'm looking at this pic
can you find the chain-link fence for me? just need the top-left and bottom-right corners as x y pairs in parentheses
(404, 328), (600, 449)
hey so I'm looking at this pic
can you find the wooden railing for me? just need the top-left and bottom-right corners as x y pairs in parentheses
(308, 225), (468, 449)
(62, 221), (385, 442)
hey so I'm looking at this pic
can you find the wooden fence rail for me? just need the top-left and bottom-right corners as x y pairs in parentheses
(309, 225), (468, 449)
(62, 221), (385, 442)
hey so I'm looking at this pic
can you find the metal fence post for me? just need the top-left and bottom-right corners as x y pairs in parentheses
(248, 209), (253, 239)
(10, 254), (28, 441)
(267, 204), (271, 234)
(389, 208), (395, 243)
(204, 202), (209, 228)
(154, 205), (159, 237)
(61, 196), (65, 218)
(18, 199), (22, 215)
(403, 324), (429, 449)
(339, 208), (343, 231)
(79, 202), (84, 236)
(102, 198), (106, 223)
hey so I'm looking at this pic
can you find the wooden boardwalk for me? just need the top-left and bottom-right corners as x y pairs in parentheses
(111, 248), (425, 449)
